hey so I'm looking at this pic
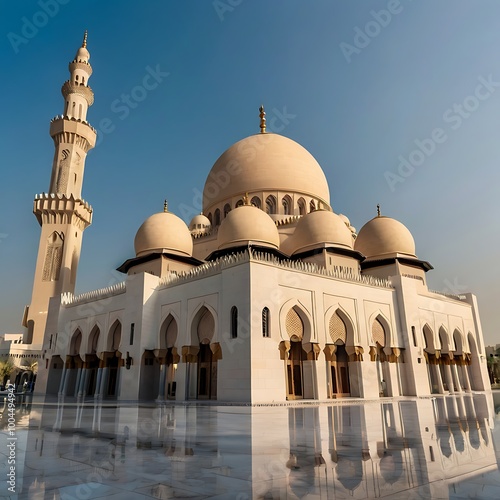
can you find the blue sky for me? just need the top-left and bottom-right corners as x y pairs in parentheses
(0, 0), (499, 345)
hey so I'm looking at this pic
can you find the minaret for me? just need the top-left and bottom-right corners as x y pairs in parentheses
(24, 32), (96, 346)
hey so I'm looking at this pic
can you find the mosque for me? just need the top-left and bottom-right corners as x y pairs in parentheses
(26, 34), (490, 403)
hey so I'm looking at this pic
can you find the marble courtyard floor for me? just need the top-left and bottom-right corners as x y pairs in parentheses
(1, 393), (500, 499)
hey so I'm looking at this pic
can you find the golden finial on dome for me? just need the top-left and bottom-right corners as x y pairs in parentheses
(377, 204), (381, 217)
(243, 192), (251, 205)
(164, 199), (168, 212)
(259, 105), (266, 134)
(82, 30), (88, 48)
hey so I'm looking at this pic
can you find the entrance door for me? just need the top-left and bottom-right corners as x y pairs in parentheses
(330, 343), (350, 398)
(286, 341), (304, 400)
(197, 343), (216, 399)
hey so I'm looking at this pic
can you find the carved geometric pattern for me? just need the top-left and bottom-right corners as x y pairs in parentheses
(42, 232), (63, 281)
(56, 149), (70, 193)
(329, 312), (347, 344)
(286, 308), (303, 340)
(372, 318), (386, 347)
(197, 309), (215, 342)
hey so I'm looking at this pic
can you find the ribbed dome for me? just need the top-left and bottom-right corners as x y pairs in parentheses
(354, 216), (416, 258)
(203, 133), (330, 213)
(134, 212), (193, 257)
(282, 210), (354, 256)
(217, 204), (280, 251)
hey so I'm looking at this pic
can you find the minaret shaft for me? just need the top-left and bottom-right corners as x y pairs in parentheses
(24, 33), (96, 346)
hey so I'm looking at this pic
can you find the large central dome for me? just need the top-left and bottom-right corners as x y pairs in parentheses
(202, 133), (331, 214)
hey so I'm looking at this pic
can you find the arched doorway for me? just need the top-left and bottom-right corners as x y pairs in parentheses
(372, 318), (389, 396)
(185, 306), (220, 400)
(326, 312), (350, 398)
(423, 325), (442, 394)
(282, 306), (315, 400)
(154, 314), (180, 400)
(104, 321), (122, 398)
(85, 326), (100, 396)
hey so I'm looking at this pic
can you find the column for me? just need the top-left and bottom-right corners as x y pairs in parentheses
(444, 364), (454, 394)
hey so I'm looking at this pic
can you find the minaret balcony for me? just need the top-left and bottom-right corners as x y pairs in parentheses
(49, 117), (97, 149)
(61, 80), (94, 105)
(68, 60), (92, 75)
(33, 193), (93, 228)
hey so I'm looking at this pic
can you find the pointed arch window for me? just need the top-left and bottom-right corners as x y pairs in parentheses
(223, 204), (231, 217)
(231, 306), (238, 339)
(265, 195), (277, 214)
(251, 196), (261, 209)
(262, 307), (270, 338)
(214, 209), (221, 226)
(297, 198), (306, 216)
(282, 195), (292, 215)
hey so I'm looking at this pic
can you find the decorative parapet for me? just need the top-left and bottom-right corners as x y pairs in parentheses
(251, 250), (392, 288)
(50, 115), (97, 134)
(276, 215), (301, 227)
(157, 249), (393, 290)
(61, 281), (126, 306)
(33, 193), (93, 228)
(158, 251), (248, 288)
(428, 289), (467, 301)
(34, 192), (92, 210)
(192, 229), (214, 239)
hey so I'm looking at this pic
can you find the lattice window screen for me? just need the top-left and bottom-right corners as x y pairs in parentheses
(329, 312), (347, 344)
(286, 308), (304, 339)
(372, 319), (385, 346)
(198, 309), (215, 342)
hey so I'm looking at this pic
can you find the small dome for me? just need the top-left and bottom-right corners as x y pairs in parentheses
(217, 204), (280, 251)
(189, 214), (211, 230)
(354, 216), (416, 258)
(75, 47), (90, 63)
(134, 211), (193, 257)
(338, 214), (350, 227)
(282, 210), (354, 255)
(203, 133), (330, 213)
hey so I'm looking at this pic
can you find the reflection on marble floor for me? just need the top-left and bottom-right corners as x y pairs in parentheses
(1, 394), (500, 499)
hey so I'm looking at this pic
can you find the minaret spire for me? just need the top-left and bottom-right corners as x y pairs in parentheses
(259, 105), (266, 133)
(24, 34), (97, 346)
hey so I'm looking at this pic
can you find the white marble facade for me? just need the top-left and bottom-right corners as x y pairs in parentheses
(29, 36), (490, 404)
